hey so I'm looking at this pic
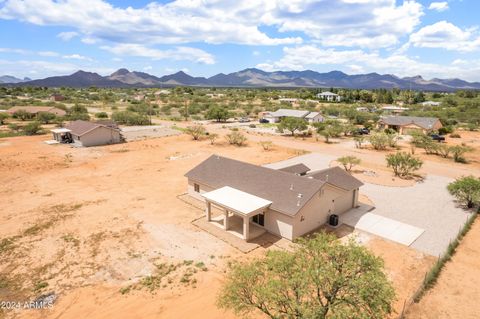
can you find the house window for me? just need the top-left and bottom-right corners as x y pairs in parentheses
(252, 213), (265, 227)
(194, 183), (200, 192)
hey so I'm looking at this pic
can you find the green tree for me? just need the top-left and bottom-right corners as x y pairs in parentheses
(218, 232), (395, 319)
(0, 112), (9, 125)
(447, 176), (480, 208)
(206, 106), (231, 122)
(314, 121), (343, 143)
(185, 125), (206, 141)
(95, 112), (109, 119)
(225, 131), (247, 146)
(37, 112), (56, 124)
(386, 152), (423, 178)
(369, 133), (390, 150)
(277, 117), (308, 136)
(337, 156), (361, 172)
(23, 121), (42, 135)
(13, 109), (33, 121)
(450, 145), (473, 163)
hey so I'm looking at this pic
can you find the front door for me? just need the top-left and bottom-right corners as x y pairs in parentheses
(252, 213), (265, 227)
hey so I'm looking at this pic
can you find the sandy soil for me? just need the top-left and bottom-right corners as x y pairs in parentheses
(1, 126), (477, 319)
(406, 218), (480, 319)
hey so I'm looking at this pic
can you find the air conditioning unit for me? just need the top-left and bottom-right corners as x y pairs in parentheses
(329, 214), (339, 227)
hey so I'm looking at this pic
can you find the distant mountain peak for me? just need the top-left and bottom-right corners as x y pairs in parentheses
(111, 68), (130, 76)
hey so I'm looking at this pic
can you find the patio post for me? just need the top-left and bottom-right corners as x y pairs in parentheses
(243, 216), (249, 241)
(224, 209), (229, 230)
(205, 201), (211, 222)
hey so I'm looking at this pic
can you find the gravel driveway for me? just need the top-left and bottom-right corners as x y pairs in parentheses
(362, 175), (472, 256)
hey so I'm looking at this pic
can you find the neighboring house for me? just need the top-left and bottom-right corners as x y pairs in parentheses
(377, 116), (443, 135)
(356, 107), (369, 112)
(317, 91), (342, 102)
(263, 109), (311, 123)
(50, 94), (65, 102)
(278, 98), (299, 104)
(185, 155), (363, 241)
(7, 106), (66, 117)
(51, 120), (122, 147)
(421, 101), (441, 107)
(305, 111), (324, 123)
(381, 105), (409, 114)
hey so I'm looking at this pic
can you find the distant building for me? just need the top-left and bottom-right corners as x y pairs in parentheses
(263, 109), (311, 123)
(421, 101), (441, 107)
(278, 98), (299, 104)
(154, 89), (171, 96)
(317, 91), (342, 102)
(7, 106), (66, 117)
(377, 116), (442, 135)
(381, 105), (409, 114)
(356, 107), (369, 112)
(305, 112), (324, 123)
(51, 120), (122, 147)
(50, 94), (65, 102)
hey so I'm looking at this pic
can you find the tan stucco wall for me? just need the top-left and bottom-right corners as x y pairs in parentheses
(78, 127), (121, 147)
(187, 179), (357, 241)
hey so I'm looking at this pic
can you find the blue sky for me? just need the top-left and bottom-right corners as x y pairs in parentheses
(1, 0), (480, 81)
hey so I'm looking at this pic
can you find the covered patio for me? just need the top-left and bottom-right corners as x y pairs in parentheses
(202, 186), (272, 241)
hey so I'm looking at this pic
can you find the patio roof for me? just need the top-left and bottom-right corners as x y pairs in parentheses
(202, 186), (272, 216)
(50, 128), (71, 134)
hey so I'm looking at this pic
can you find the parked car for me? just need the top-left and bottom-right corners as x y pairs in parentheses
(259, 118), (269, 123)
(430, 134), (446, 142)
(355, 127), (370, 135)
(239, 117), (250, 123)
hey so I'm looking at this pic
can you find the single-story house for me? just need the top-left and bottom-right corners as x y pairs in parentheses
(317, 91), (342, 102)
(421, 101), (441, 107)
(305, 111), (324, 123)
(263, 109), (311, 123)
(50, 94), (65, 102)
(381, 105), (409, 114)
(51, 120), (122, 147)
(377, 116), (443, 135)
(7, 106), (66, 117)
(185, 155), (363, 241)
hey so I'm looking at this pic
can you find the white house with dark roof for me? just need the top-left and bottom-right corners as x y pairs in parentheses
(185, 155), (363, 241)
(305, 111), (324, 123)
(317, 91), (342, 102)
(263, 109), (311, 123)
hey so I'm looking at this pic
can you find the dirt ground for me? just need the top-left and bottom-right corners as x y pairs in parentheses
(0, 127), (476, 319)
(406, 218), (480, 319)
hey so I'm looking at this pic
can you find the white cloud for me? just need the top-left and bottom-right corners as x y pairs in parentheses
(256, 45), (480, 81)
(428, 2), (449, 12)
(38, 51), (59, 57)
(409, 21), (480, 52)
(0, 0), (425, 48)
(62, 54), (92, 61)
(57, 31), (78, 41)
(101, 44), (215, 64)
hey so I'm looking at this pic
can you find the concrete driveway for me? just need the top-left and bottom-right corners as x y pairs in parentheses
(264, 153), (335, 171)
(361, 175), (471, 256)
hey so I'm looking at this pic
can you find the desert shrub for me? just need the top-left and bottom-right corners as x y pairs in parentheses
(386, 151), (423, 178)
(438, 126), (453, 135)
(37, 112), (56, 124)
(337, 156), (361, 172)
(450, 145), (473, 163)
(13, 109), (34, 121)
(437, 144), (452, 158)
(226, 131), (247, 146)
(0, 112), (9, 125)
(112, 111), (149, 125)
(449, 133), (461, 138)
(95, 112), (108, 119)
(369, 132), (389, 150)
(354, 135), (365, 149)
(447, 176), (480, 208)
(185, 125), (206, 141)
(24, 121), (42, 135)
(259, 141), (273, 151)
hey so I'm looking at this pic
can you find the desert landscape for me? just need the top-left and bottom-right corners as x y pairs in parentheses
(1, 121), (479, 318)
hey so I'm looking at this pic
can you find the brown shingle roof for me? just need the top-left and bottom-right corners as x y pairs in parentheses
(185, 155), (325, 216)
(279, 163), (310, 175)
(307, 166), (364, 191)
(378, 116), (441, 130)
(7, 106), (66, 116)
(65, 120), (109, 136)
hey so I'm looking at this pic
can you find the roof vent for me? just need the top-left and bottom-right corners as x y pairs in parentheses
(326, 174), (329, 182)
(290, 184), (294, 190)
(297, 193), (303, 199)
(297, 200), (301, 207)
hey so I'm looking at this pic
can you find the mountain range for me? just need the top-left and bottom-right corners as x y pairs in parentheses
(1, 68), (480, 91)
